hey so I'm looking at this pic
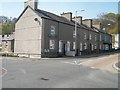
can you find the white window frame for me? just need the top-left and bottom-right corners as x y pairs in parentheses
(49, 40), (55, 49)
(73, 30), (75, 38)
(84, 43), (87, 50)
(84, 33), (87, 40)
(67, 41), (70, 51)
(59, 41), (62, 52)
(50, 26), (55, 36)
(89, 34), (92, 40)
(92, 44), (94, 51)
(100, 34), (102, 41)
(95, 44), (97, 49)
(95, 35), (97, 41)
(73, 42), (75, 50)
(80, 43), (82, 51)
(100, 44), (101, 49)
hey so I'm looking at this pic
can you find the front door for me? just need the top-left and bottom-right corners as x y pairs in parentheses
(63, 44), (66, 56)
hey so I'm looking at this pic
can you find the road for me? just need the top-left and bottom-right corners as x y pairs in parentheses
(1, 53), (119, 88)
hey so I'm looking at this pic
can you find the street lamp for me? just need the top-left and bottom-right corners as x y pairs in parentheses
(75, 9), (85, 56)
(102, 23), (111, 51)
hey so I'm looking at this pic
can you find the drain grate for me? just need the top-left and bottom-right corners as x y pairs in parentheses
(40, 78), (49, 81)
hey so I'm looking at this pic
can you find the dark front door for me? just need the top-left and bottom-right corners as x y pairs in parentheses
(63, 44), (66, 56)
(89, 43), (92, 53)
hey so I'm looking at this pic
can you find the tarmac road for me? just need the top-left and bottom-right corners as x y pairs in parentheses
(1, 54), (119, 88)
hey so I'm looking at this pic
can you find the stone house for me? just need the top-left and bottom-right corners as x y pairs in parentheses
(2, 33), (15, 53)
(14, 0), (112, 58)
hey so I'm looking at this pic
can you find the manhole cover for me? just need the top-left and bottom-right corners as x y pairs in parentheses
(40, 78), (49, 81)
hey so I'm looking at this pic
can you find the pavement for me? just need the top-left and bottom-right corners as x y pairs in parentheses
(1, 53), (119, 88)
(80, 54), (118, 73)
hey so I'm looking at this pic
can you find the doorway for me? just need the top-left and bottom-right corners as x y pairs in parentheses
(63, 44), (66, 56)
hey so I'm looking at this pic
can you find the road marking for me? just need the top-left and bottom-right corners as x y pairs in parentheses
(74, 61), (77, 64)
(61, 61), (81, 66)
(90, 67), (96, 69)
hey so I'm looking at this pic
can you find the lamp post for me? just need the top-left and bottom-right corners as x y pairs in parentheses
(75, 9), (85, 56)
(103, 23), (111, 51)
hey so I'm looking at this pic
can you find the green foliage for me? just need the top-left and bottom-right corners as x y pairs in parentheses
(2, 22), (15, 35)
(0, 16), (17, 35)
(93, 13), (120, 34)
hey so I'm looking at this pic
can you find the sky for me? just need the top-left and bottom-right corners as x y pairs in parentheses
(0, 0), (119, 19)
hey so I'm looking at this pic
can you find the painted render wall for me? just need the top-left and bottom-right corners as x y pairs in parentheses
(15, 7), (42, 57)
(41, 18), (59, 57)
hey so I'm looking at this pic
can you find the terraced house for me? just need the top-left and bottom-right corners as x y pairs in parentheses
(14, 0), (112, 58)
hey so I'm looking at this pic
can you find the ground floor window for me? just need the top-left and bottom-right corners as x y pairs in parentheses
(67, 41), (70, 51)
(94, 44), (97, 49)
(59, 41), (62, 52)
(92, 44), (94, 51)
(49, 40), (55, 49)
(80, 43), (82, 51)
(99, 44), (101, 49)
(73, 42), (75, 50)
(84, 43), (87, 50)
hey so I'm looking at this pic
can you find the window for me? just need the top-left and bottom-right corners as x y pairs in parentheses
(95, 35), (97, 41)
(100, 34), (102, 41)
(50, 26), (55, 36)
(5, 41), (8, 48)
(89, 34), (92, 40)
(59, 41), (62, 52)
(73, 30), (75, 38)
(84, 43), (87, 50)
(49, 40), (55, 49)
(105, 35), (107, 42)
(95, 44), (97, 49)
(84, 33), (87, 40)
(80, 43), (82, 51)
(67, 41), (70, 51)
(100, 44), (101, 49)
(73, 42), (75, 50)
(92, 44), (94, 51)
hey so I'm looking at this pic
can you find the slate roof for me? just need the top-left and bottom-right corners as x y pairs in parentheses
(16, 6), (102, 33)
(36, 8), (98, 32)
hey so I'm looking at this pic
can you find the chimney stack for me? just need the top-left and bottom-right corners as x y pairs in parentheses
(82, 19), (92, 28)
(24, 0), (38, 10)
(72, 16), (82, 25)
(61, 12), (72, 21)
(92, 22), (102, 30)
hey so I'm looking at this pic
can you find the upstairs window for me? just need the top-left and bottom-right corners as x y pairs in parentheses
(100, 34), (102, 41)
(95, 35), (97, 41)
(84, 33), (87, 40)
(89, 34), (92, 40)
(73, 30), (75, 38)
(50, 26), (55, 36)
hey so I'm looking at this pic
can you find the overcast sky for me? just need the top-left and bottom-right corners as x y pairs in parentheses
(0, 0), (119, 19)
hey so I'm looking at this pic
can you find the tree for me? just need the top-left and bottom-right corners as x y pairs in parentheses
(93, 13), (120, 34)
(0, 16), (17, 35)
